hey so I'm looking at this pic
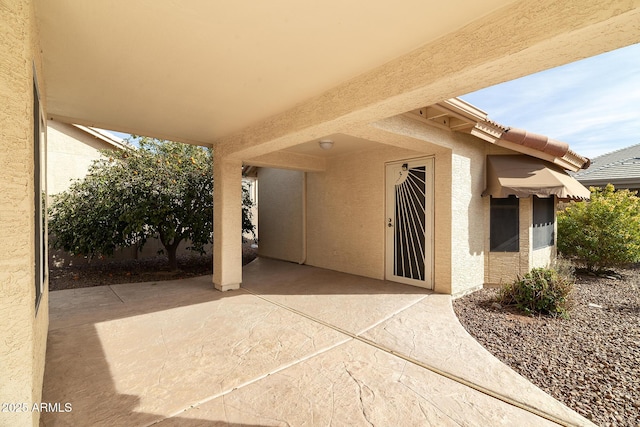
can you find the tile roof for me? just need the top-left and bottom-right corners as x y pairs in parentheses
(410, 98), (590, 172)
(573, 143), (640, 185)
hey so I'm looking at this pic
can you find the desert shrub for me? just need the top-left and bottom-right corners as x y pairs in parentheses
(558, 184), (640, 272)
(498, 266), (574, 318)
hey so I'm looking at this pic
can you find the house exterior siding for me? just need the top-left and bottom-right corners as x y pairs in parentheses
(2, 1), (629, 418)
(485, 197), (531, 285)
(449, 143), (486, 297)
(306, 146), (427, 281)
(256, 123), (569, 296)
(256, 126), (549, 296)
(0, 0), (48, 425)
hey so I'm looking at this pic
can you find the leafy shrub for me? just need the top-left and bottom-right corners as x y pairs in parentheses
(497, 266), (574, 318)
(49, 137), (254, 271)
(558, 184), (640, 273)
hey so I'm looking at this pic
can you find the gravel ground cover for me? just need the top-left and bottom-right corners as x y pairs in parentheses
(453, 268), (640, 427)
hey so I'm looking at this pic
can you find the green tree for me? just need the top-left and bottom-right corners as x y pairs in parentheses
(557, 184), (640, 272)
(49, 137), (254, 271)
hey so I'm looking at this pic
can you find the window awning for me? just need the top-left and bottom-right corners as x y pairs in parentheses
(483, 155), (590, 200)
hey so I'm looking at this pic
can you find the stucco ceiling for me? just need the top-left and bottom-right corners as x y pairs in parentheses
(283, 134), (387, 158)
(35, 0), (515, 145)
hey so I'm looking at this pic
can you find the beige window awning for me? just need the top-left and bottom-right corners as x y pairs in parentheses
(483, 155), (590, 200)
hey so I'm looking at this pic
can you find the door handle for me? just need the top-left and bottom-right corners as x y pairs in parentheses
(387, 218), (393, 227)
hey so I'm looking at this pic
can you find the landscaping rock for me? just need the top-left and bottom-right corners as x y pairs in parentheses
(453, 267), (640, 427)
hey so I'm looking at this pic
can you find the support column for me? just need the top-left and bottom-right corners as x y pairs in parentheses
(213, 151), (243, 291)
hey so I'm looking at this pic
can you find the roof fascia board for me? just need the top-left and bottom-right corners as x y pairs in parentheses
(577, 177), (640, 186)
(72, 124), (128, 151)
(438, 98), (488, 122)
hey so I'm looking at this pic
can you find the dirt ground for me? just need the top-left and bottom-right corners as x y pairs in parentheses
(49, 242), (257, 291)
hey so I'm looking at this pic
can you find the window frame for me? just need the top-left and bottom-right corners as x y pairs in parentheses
(33, 69), (46, 313)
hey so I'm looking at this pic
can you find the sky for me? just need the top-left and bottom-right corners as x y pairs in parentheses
(461, 42), (640, 159)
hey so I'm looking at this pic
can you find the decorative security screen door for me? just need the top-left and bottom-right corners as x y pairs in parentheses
(385, 157), (434, 289)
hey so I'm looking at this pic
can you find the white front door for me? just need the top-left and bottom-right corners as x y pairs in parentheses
(385, 157), (434, 289)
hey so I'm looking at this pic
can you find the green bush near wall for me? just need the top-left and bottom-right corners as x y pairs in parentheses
(558, 184), (640, 273)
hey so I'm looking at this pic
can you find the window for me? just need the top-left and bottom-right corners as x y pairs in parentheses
(33, 77), (46, 312)
(533, 196), (554, 249)
(490, 196), (519, 252)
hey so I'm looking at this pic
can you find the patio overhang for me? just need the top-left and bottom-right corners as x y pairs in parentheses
(483, 155), (591, 200)
(34, 1), (640, 155)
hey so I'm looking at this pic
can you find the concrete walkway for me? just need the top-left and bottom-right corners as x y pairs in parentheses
(42, 259), (594, 426)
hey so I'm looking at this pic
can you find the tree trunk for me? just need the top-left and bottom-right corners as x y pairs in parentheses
(159, 232), (182, 271)
(167, 245), (178, 271)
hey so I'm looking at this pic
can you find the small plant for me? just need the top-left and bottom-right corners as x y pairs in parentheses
(497, 266), (574, 318)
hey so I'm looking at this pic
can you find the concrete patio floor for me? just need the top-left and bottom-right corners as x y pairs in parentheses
(42, 258), (593, 426)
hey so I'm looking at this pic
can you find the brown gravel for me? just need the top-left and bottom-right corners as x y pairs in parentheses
(453, 268), (640, 427)
(49, 243), (257, 291)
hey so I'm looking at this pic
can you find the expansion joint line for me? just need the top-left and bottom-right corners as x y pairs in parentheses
(243, 288), (579, 427)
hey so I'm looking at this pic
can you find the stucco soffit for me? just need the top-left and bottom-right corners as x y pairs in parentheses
(217, 3), (640, 160)
(244, 151), (326, 172)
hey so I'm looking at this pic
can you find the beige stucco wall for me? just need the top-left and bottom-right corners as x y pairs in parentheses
(433, 150), (453, 294)
(359, 117), (494, 295)
(46, 120), (118, 196)
(0, 0), (49, 425)
(530, 245), (555, 269)
(256, 117), (537, 296)
(258, 168), (305, 263)
(449, 139), (487, 297)
(303, 128), (488, 296)
(306, 145), (427, 280)
(213, 153), (243, 290)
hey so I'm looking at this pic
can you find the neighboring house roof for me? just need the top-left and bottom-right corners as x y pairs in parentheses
(572, 143), (640, 188)
(72, 124), (129, 151)
(407, 98), (590, 172)
(47, 122), (131, 196)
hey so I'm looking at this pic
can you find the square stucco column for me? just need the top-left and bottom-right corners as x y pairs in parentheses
(213, 152), (243, 291)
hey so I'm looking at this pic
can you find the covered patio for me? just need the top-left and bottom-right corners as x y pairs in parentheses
(42, 259), (591, 426)
(4, 2), (640, 425)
